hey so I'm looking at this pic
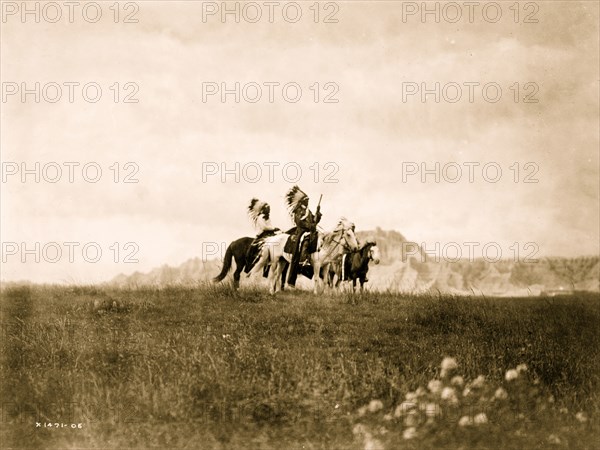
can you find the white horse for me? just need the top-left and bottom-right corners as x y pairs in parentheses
(248, 218), (359, 294)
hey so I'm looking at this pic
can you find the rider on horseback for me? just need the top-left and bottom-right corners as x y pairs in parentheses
(245, 198), (279, 273)
(285, 186), (322, 287)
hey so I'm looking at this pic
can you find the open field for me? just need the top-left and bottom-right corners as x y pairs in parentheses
(1, 284), (599, 449)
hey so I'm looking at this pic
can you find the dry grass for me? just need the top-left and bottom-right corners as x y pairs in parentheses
(1, 284), (598, 449)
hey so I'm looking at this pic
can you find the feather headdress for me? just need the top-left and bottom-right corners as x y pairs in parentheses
(285, 185), (308, 215)
(248, 198), (267, 225)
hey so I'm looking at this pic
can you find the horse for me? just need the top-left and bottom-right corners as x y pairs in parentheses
(212, 237), (254, 289)
(328, 241), (381, 291)
(212, 236), (287, 289)
(248, 218), (359, 294)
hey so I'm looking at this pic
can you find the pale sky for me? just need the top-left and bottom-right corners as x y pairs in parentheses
(1, 1), (598, 283)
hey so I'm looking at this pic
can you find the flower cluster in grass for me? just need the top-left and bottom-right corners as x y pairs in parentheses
(352, 357), (592, 448)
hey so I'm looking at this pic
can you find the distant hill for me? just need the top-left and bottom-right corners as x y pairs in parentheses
(110, 258), (222, 287)
(109, 229), (599, 295)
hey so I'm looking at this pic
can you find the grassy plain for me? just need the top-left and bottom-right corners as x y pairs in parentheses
(1, 284), (598, 449)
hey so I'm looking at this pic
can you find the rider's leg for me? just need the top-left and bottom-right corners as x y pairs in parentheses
(287, 234), (302, 286)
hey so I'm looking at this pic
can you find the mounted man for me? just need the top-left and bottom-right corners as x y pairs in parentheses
(245, 198), (279, 274)
(285, 186), (322, 287)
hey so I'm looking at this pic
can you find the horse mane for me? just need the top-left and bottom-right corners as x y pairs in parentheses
(322, 218), (353, 246)
(360, 240), (376, 250)
(322, 230), (337, 246)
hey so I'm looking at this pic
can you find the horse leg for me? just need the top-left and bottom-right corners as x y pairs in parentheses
(281, 261), (289, 291)
(334, 269), (341, 288)
(266, 260), (277, 295)
(321, 263), (330, 293)
(247, 246), (269, 278)
(233, 257), (243, 290)
(326, 267), (335, 288)
(274, 259), (287, 294)
(313, 262), (322, 295)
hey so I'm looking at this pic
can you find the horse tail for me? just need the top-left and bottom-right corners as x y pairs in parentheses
(213, 243), (234, 282)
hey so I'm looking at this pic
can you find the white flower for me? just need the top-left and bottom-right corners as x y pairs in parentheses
(352, 423), (367, 435)
(451, 376), (464, 387)
(494, 387), (508, 400)
(548, 434), (561, 445)
(394, 401), (416, 417)
(441, 357), (458, 371)
(358, 406), (367, 416)
(415, 387), (427, 397)
(383, 413), (392, 421)
(440, 358), (458, 378)
(405, 391), (418, 402)
(364, 436), (384, 450)
(516, 363), (528, 373)
(462, 387), (472, 397)
(368, 400), (383, 413)
(471, 375), (485, 388)
(441, 390), (458, 405)
(403, 427), (417, 440)
(428, 379), (442, 394)
(505, 369), (519, 381)
(458, 416), (472, 427)
(441, 387), (456, 401)
(474, 413), (488, 425)
(575, 412), (588, 423)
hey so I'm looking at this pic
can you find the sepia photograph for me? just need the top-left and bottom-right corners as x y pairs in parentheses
(1, 1), (599, 448)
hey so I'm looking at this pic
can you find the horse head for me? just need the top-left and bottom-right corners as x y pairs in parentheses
(335, 217), (359, 252)
(364, 240), (381, 265)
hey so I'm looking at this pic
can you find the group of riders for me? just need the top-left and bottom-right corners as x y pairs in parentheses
(212, 184), (380, 292)
(245, 185), (323, 288)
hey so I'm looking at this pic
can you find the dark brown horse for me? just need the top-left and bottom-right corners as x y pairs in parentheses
(213, 235), (319, 290)
(328, 241), (381, 291)
(213, 236), (288, 289)
(212, 237), (254, 289)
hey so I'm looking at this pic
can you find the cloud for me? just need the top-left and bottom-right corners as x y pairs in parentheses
(2, 1), (598, 282)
